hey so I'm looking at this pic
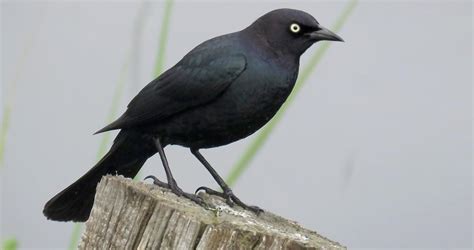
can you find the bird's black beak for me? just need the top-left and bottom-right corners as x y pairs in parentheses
(308, 25), (344, 42)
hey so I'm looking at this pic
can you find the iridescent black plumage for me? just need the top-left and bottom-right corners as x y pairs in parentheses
(44, 8), (343, 222)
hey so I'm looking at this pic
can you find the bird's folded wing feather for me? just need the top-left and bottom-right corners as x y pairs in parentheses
(96, 50), (247, 133)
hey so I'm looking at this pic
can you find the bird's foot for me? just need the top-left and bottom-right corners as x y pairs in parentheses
(145, 175), (205, 207)
(144, 175), (169, 189)
(145, 175), (183, 194)
(195, 186), (263, 215)
(181, 192), (206, 207)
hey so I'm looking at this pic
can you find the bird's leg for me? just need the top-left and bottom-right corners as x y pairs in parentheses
(154, 138), (182, 194)
(191, 148), (263, 214)
(147, 138), (204, 206)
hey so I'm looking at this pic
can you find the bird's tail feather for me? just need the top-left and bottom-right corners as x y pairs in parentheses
(43, 130), (156, 222)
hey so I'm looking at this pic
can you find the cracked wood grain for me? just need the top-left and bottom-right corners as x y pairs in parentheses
(79, 176), (345, 250)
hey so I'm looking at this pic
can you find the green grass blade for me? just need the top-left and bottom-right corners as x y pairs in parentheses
(67, 55), (131, 250)
(134, 0), (174, 181)
(96, 57), (131, 158)
(67, 1), (174, 248)
(226, 0), (358, 187)
(153, 0), (174, 76)
(66, 40), (130, 250)
(67, 223), (82, 250)
(130, 2), (152, 92)
(0, 8), (45, 250)
(0, 105), (11, 166)
(0, 9), (44, 168)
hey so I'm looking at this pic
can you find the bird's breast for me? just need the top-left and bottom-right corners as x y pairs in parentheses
(233, 59), (298, 115)
(158, 56), (299, 148)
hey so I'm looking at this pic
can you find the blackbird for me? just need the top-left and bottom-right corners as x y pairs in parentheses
(44, 8), (343, 222)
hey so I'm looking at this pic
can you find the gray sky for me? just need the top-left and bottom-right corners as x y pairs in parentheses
(1, 1), (472, 249)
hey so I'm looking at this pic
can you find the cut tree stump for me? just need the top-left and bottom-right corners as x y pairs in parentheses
(79, 175), (346, 249)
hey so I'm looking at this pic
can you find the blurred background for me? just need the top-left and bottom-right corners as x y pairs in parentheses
(1, 0), (472, 249)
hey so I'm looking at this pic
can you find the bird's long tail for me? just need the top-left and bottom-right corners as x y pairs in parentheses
(43, 130), (157, 222)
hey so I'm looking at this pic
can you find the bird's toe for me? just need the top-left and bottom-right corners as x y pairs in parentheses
(144, 175), (169, 189)
(195, 186), (225, 198)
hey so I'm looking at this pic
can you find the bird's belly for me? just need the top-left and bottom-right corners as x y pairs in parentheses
(159, 81), (293, 148)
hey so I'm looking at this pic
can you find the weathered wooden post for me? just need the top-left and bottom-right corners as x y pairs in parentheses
(79, 176), (345, 249)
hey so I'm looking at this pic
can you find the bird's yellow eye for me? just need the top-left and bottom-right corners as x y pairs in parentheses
(290, 23), (301, 33)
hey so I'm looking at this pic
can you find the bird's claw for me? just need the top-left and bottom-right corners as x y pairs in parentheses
(170, 184), (207, 207)
(195, 186), (263, 215)
(144, 175), (169, 189)
(145, 175), (206, 207)
(145, 175), (183, 196)
(196, 186), (235, 206)
(196, 186), (224, 197)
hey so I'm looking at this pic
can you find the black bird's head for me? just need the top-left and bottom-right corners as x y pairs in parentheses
(244, 9), (343, 56)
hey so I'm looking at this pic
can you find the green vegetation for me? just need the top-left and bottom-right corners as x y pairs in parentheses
(67, 27), (132, 250)
(0, 10), (44, 169)
(0, 105), (11, 167)
(67, 1), (174, 249)
(2, 238), (18, 250)
(154, 0), (174, 76)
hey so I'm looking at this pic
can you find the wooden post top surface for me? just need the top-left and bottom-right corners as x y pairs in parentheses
(79, 175), (346, 249)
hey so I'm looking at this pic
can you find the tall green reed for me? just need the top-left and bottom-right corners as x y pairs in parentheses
(0, 9), (46, 248)
(67, 36), (132, 250)
(225, 0), (358, 187)
(67, 1), (174, 248)
(67, 55), (131, 250)
(134, 0), (173, 181)
(0, 9), (44, 168)
(154, 0), (174, 76)
(0, 105), (11, 167)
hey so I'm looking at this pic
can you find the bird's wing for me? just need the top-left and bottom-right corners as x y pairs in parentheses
(96, 50), (247, 133)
